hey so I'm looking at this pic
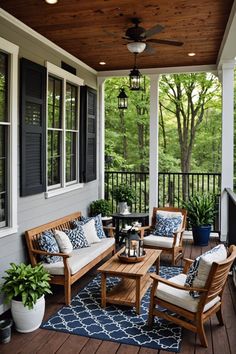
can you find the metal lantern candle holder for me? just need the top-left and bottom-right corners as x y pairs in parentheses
(118, 229), (146, 263)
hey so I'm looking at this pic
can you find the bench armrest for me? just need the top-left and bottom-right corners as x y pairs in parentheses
(31, 249), (70, 258)
(103, 226), (115, 237)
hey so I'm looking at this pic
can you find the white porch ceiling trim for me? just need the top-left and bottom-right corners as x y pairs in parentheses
(217, 0), (236, 69)
(97, 65), (217, 78)
(0, 8), (97, 75)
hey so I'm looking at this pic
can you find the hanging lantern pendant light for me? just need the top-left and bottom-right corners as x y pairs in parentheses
(129, 53), (142, 91)
(117, 87), (128, 109)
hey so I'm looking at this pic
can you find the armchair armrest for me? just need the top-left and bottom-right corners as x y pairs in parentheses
(150, 274), (207, 293)
(183, 258), (194, 274)
(137, 225), (152, 238)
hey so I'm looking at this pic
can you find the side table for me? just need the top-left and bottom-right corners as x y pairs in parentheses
(112, 212), (149, 244)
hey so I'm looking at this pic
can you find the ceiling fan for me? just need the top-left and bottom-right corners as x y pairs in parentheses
(123, 18), (183, 54)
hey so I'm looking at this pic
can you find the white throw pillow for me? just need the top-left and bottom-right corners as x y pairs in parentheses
(192, 244), (227, 289)
(54, 229), (73, 254)
(82, 218), (101, 244)
(185, 244), (227, 297)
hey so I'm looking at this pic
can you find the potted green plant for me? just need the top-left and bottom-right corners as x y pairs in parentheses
(0, 263), (52, 333)
(112, 184), (136, 214)
(89, 199), (112, 217)
(182, 193), (216, 246)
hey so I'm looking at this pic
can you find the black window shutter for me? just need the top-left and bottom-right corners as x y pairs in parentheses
(20, 58), (46, 196)
(80, 86), (97, 182)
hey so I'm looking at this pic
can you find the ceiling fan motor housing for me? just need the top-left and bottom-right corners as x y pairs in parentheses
(125, 26), (146, 41)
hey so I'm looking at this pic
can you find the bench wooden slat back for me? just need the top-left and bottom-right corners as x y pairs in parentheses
(25, 211), (82, 264)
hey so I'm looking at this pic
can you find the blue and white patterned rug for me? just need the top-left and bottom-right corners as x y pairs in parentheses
(42, 266), (182, 352)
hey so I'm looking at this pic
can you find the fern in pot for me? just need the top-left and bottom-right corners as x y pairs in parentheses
(182, 193), (216, 246)
(0, 263), (52, 333)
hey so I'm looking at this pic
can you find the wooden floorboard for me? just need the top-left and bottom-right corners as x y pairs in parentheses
(0, 239), (235, 354)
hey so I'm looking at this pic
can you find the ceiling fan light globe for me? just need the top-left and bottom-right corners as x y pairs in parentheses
(127, 42), (146, 54)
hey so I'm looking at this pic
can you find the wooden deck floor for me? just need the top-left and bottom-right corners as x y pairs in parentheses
(0, 239), (236, 354)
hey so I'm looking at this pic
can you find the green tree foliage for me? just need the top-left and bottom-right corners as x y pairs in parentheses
(105, 73), (222, 174)
(159, 73), (221, 173)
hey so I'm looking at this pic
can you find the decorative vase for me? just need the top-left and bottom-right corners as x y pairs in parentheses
(192, 225), (211, 246)
(118, 202), (130, 214)
(11, 295), (45, 333)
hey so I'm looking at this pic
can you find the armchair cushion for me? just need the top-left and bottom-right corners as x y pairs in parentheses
(156, 273), (220, 313)
(153, 211), (183, 237)
(185, 244), (227, 297)
(38, 231), (62, 263)
(143, 234), (176, 248)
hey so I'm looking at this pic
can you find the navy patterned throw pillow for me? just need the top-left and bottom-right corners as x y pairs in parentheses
(63, 226), (89, 249)
(38, 230), (62, 264)
(73, 214), (106, 239)
(153, 213), (182, 237)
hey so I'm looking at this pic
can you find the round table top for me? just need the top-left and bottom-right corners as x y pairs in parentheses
(112, 212), (149, 219)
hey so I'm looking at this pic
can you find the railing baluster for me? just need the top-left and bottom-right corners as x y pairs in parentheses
(104, 171), (221, 231)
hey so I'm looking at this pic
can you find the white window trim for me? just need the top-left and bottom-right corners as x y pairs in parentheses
(0, 37), (19, 238)
(45, 61), (84, 198)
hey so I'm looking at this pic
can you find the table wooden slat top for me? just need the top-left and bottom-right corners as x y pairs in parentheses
(98, 248), (161, 277)
(98, 248), (162, 314)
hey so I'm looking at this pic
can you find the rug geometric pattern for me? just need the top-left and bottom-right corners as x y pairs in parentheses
(42, 266), (182, 352)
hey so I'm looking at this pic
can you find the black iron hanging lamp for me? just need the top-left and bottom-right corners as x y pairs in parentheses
(117, 87), (128, 109)
(129, 53), (145, 91)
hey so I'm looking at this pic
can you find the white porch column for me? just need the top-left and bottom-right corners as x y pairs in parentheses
(220, 61), (235, 242)
(97, 77), (105, 199)
(148, 74), (159, 219)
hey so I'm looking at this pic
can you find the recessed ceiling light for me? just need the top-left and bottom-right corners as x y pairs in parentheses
(45, 0), (58, 4)
(188, 52), (196, 57)
(99, 62), (106, 65)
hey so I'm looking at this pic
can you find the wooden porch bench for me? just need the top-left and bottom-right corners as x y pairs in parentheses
(25, 211), (115, 305)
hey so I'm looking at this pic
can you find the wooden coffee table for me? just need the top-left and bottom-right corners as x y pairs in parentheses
(97, 248), (161, 314)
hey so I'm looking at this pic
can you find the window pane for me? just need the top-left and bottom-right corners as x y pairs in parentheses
(47, 130), (61, 186)
(48, 76), (62, 128)
(66, 132), (76, 182)
(66, 83), (77, 130)
(0, 52), (8, 122)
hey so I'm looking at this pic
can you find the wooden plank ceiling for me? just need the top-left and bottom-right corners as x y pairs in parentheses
(1, 0), (234, 71)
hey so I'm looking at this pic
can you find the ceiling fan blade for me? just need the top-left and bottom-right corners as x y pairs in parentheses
(141, 24), (164, 38)
(147, 38), (183, 46)
(143, 43), (156, 55)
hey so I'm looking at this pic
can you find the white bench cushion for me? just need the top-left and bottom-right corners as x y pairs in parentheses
(43, 237), (115, 275)
(143, 234), (177, 248)
(156, 273), (220, 313)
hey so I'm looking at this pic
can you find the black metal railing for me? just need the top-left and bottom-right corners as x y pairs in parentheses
(105, 171), (221, 231)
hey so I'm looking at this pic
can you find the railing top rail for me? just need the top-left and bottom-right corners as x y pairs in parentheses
(225, 188), (236, 206)
(105, 171), (221, 176)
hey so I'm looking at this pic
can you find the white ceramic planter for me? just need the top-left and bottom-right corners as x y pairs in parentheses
(118, 202), (130, 214)
(11, 295), (45, 333)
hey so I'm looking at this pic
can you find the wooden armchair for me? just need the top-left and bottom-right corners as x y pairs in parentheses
(148, 245), (236, 347)
(140, 207), (187, 265)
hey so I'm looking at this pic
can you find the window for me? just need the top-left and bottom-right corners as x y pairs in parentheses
(0, 37), (18, 237)
(46, 62), (83, 196)
(0, 52), (8, 227)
